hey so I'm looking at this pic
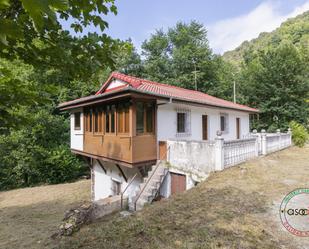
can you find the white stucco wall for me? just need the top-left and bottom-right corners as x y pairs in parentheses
(157, 102), (250, 142)
(93, 160), (142, 202)
(70, 108), (84, 151)
(106, 79), (127, 91)
(167, 140), (216, 177)
(160, 169), (196, 198)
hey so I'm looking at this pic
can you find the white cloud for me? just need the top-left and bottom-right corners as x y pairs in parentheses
(208, 1), (309, 54)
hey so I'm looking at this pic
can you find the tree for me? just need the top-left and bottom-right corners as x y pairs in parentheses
(0, 0), (117, 44)
(240, 43), (309, 130)
(141, 21), (232, 97)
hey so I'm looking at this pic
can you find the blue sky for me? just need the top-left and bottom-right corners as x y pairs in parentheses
(63, 0), (309, 54)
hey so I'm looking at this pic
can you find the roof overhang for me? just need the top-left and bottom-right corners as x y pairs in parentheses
(58, 88), (259, 113)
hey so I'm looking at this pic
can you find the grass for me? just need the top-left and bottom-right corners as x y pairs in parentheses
(0, 180), (90, 249)
(56, 146), (309, 249)
(1, 146), (309, 249)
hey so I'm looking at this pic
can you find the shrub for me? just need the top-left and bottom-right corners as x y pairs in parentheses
(289, 121), (308, 147)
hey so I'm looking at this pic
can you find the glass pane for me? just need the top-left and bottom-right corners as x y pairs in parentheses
(98, 112), (102, 133)
(146, 104), (153, 133)
(177, 113), (185, 133)
(89, 111), (92, 132)
(118, 108), (123, 133)
(94, 110), (99, 132)
(111, 105), (115, 133)
(220, 116), (225, 131)
(74, 112), (81, 129)
(105, 108), (110, 133)
(124, 106), (130, 133)
(136, 102), (144, 134)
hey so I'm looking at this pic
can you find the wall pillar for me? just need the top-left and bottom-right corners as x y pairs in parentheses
(215, 131), (224, 171)
(276, 129), (281, 150)
(287, 128), (292, 146)
(261, 129), (267, 155)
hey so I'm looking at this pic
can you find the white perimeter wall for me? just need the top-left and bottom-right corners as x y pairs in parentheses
(93, 160), (142, 202)
(157, 102), (250, 141)
(70, 107), (84, 151)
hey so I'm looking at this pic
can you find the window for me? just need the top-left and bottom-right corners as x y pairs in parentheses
(176, 109), (190, 136)
(111, 105), (115, 133)
(136, 102), (144, 134)
(146, 103), (154, 133)
(74, 112), (81, 130)
(94, 108), (103, 133)
(118, 104), (130, 133)
(220, 113), (228, 133)
(136, 101), (155, 135)
(177, 113), (186, 133)
(105, 105), (116, 133)
(89, 111), (92, 132)
(111, 179), (121, 196)
(94, 109), (99, 132)
(84, 111), (89, 132)
(85, 109), (92, 132)
(105, 107), (110, 133)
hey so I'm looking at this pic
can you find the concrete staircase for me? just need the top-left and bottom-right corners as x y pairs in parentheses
(129, 161), (168, 211)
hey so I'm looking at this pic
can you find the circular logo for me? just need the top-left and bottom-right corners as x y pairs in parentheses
(280, 188), (309, 237)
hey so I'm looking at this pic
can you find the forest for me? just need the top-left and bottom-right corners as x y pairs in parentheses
(0, 1), (308, 190)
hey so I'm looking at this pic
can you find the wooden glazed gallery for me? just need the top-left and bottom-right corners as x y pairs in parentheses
(72, 95), (158, 168)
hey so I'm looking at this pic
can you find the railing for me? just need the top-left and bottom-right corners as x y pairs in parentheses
(120, 173), (138, 209)
(133, 146), (170, 211)
(223, 138), (257, 168)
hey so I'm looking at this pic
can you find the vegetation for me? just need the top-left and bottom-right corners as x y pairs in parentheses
(239, 43), (309, 131)
(1, 147), (308, 248)
(223, 10), (309, 66)
(289, 121), (308, 147)
(0, 0), (128, 190)
(0, 3), (308, 190)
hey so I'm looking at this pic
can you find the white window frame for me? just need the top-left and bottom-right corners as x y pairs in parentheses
(176, 108), (191, 137)
(220, 113), (229, 134)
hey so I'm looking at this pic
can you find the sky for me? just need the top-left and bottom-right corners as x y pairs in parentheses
(64, 0), (309, 54)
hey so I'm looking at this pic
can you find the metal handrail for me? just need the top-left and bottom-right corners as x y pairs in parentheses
(134, 145), (170, 211)
(121, 172), (138, 209)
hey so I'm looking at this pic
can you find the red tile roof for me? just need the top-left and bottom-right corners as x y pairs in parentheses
(95, 72), (258, 113)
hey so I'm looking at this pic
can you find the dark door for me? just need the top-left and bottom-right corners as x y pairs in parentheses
(236, 118), (240, 139)
(171, 173), (186, 195)
(202, 115), (208, 140)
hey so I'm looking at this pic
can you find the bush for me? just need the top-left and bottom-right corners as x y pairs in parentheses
(0, 109), (87, 190)
(289, 121), (308, 147)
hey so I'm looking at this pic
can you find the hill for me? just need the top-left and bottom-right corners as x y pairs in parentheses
(223, 11), (309, 66)
(1, 147), (309, 248)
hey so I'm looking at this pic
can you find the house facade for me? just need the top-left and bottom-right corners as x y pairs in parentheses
(59, 72), (258, 210)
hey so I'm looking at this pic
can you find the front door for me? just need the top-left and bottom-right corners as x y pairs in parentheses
(171, 173), (186, 195)
(202, 115), (208, 140)
(236, 118), (240, 139)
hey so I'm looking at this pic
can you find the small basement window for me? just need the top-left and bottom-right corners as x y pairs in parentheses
(74, 112), (81, 130)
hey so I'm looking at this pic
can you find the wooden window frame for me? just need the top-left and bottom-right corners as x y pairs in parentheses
(117, 103), (130, 135)
(105, 105), (116, 135)
(93, 107), (104, 135)
(74, 112), (81, 130)
(136, 101), (155, 136)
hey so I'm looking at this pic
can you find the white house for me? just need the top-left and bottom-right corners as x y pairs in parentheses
(59, 72), (259, 210)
